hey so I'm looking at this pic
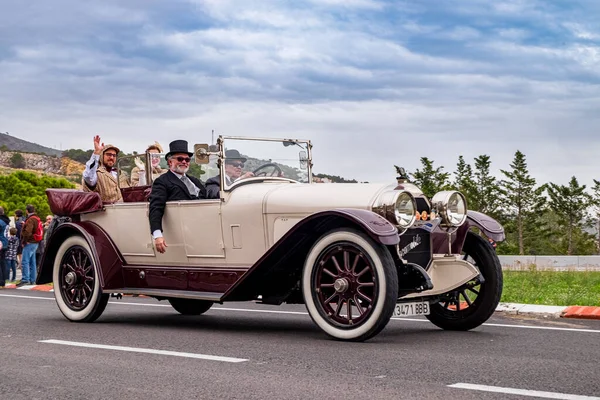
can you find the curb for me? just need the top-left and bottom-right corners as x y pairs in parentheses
(2, 286), (599, 320)
(4, 283), (54, 292)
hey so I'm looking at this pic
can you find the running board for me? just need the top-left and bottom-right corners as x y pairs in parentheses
(103, 289), (223, 302)
(400, 255), (479, 299)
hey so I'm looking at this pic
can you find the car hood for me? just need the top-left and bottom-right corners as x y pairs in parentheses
(262, 182), (399, 215)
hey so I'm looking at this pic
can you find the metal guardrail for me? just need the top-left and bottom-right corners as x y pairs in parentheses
(499, 256), (600, 271)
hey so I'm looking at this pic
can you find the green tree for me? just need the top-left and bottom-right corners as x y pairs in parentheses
(409, 157), (450, 199)
(10, 152), (26, 168)
(590, 179), (600, 254)
(499, 150), (546, 255)
(452, 155), (476, 207)
(546, 176), (591, 255)
(0, 171), (75, 219)
(471, 155), (501, 216)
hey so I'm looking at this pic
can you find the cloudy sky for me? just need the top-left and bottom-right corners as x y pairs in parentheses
(1, 0), (599, 187)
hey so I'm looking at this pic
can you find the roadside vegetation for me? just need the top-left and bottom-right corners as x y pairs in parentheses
(501, 269), (600, 306)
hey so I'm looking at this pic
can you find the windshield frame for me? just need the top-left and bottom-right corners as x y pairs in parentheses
(215, 135), (313, 194)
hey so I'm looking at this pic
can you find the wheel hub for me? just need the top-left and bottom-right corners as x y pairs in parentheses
(333, 278), (350, 293)
(65, 271), (77, 286)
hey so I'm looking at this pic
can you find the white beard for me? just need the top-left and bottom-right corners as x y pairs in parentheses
(172, 165), (189, 174)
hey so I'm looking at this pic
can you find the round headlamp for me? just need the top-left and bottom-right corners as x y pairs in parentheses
(431, 191), (467, 227)
(395, 191), (417, 229)
(372, 190), (417, 229)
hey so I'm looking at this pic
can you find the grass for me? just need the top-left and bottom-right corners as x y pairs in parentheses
(501, 270), (600, 306)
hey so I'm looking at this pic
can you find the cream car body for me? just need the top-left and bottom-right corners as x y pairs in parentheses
(39, 135), (505, 341)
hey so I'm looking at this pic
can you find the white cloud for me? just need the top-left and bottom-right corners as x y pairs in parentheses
(1, 0), (599, 190)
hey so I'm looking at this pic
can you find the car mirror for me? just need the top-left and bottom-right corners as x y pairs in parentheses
(194, 144), (210, 165)
(299, 150), (308, 170)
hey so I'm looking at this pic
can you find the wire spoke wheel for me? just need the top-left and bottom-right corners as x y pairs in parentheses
(53, 236), (109, 322)
(426, 231), (503, 331)
(59, 246), (95, 311)
(302, 229), (398, 342)
(314, 243), (378, 327)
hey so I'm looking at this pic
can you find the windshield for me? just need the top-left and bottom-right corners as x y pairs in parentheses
(202, 137), (311, 189)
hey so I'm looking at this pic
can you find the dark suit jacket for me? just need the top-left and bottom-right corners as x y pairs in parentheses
(205, 174), (234, 199)
(149, 170), (207, 233)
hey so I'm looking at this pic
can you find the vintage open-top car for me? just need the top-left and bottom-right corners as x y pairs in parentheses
(38, 135), (505, 341)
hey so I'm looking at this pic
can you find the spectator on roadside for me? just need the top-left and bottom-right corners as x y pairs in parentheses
(17, 204), (43, 287)
(36, 215), (53, 269)
(0, 207), (9, 288)
(44, 215), (52, 230)
(6, 227), (19, 282)
(14, 209), (25, 269)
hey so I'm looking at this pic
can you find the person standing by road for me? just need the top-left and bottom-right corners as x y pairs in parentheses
(17, 205), (43, 286)
(13, 209), (24, 270)
(0, 207), (9, 288)
(5, 228), (19, 282)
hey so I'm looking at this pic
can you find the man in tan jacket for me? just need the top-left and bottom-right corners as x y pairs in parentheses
(82, 135), (123, 203)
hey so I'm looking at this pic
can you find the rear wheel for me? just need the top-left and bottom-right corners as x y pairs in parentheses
(168, 298), (213, 315)
(302, 229), (398, 341)
(53, 236), (109, 322)
(426, 231), (503, 331)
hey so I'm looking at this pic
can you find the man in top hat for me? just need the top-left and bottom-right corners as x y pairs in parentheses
(82, 135), (123, 203)
(205, 149), (254, 198)
(149, 140), (207, 254)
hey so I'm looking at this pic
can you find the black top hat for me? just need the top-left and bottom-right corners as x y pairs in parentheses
(225, 149), (247, 163)
(166, 140), (193, 158)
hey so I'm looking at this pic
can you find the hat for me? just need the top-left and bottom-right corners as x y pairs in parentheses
(102, 144), (120, 155)
(225, 149), (247, 163)
(147, 141), (163, 153)
(166, 140), (193, 158)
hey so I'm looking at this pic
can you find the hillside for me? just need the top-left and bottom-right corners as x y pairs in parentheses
(0, 132), (62, 157)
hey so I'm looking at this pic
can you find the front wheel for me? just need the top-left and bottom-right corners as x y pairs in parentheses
(426, 231), (503, 331)
(302, 229), (398, 341)
(168, 298), (213, 315)
(53, 236), (109, 322)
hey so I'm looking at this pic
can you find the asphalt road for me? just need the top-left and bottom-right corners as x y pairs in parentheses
(1, 292), (599, 400)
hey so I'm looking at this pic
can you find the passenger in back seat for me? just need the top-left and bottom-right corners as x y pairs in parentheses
(131, 141), (166, 186)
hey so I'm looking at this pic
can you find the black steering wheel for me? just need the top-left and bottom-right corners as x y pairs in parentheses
(252, 163), (283, 177)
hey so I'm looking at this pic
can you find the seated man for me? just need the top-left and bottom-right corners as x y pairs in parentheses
(205, 149), (254, 198)
(82, 135), (123, 203)
(148, 140), (206, 254)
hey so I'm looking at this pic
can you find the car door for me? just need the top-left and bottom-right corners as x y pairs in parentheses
(179, 199), (225, 259)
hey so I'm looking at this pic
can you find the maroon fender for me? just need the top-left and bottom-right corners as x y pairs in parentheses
(222, 208), (399, 301)
(324, 208), (400, 245)
(446, 211), (505, 254)
(37, 221), (125, 289)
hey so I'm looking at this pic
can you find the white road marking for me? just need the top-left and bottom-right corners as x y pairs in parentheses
(2, 293), (600, 334)
(449, 383), (600, 399)
(39, 339), (248, 363)
(0, 294), (54, 300)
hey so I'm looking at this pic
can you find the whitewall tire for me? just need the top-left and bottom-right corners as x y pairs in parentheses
(302, 229), (398, 341)
(53, 235), (109, 322)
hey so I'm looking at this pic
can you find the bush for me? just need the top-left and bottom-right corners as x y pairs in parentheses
(10, 152), (26, 169)
(0, 171), (75, 218)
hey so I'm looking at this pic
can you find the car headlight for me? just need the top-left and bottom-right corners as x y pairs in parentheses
(373, 190), (417, 229)
(431, 191), (467, 227)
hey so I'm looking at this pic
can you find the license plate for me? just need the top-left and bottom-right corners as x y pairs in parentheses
(393, 301), (430, 317)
